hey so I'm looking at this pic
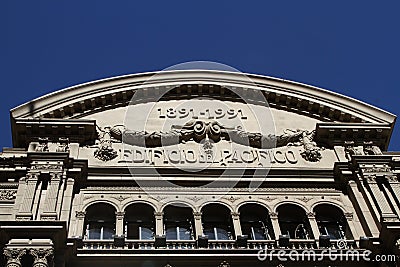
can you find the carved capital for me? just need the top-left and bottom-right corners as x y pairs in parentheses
(363, 142), (382, 155)
(75, 211), (86, 219)
(269, 211), (278, 219)
(3, 248), (26, 267)
(35, 137), (49, 152)
(364, 175), (377, 184)
(26, 172), (40, 182)
(49, 172), (63, 181)
(231, 211), (240, 219)
(306, 212), (316, 219)
(30, 248), (53, 267)
(115, 211), (125, 219)
(386, 175), (398, 183)
(154, 211), (163, 218)
(56, 137), (69, 152)
(218, 261), (230, 267)
(193, 211), (202, 219)
(344, 212), (353, 220)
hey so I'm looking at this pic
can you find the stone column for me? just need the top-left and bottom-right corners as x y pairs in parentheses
(366, 176), (398, 222)
(3, 248), (26, 267)
(154, 211), (164, 236)
(269, 211), (281, 240)
(193, 211), (203, 237)
(115, 211), (125, 237)
(75, 211), (86, 238)
(17, 172), (39, 220)
(231, 212), (242, 237)
(30, 248), (53, 267)
(60, 178), (75, 223)
(307, 212), (320, 240)
(41, 172), (63, 220)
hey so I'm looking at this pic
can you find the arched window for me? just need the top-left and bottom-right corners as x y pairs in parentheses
(239, 204), (274, 240)
(314, 204), (353, 240)
(277, 204), (313, 239)
(164, 205), (194, 240)
(84, 203), (116, 240)
(124, 203), (155, 240)
(202, 204), (234, 240)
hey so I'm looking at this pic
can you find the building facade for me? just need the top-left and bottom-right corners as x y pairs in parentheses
(1, 70), (400, 266)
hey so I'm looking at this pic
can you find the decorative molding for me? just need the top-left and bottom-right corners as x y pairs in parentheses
(186, 195), (202, 203)
(296, 196), (313, 203)
(223, 195), (241, 203)
(30, 164), (63, 171)
(259, 196), (278, 202)
(330, 197), (342, 202)
(84, 186), (337, 192)
(112, 195), (130, 202)
(0, 189), (17, 201)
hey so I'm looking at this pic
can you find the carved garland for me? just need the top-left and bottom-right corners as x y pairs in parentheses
(95, 121), (323, 162)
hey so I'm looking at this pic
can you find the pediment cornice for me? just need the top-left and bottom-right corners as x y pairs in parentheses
(10, 70), (395, 125)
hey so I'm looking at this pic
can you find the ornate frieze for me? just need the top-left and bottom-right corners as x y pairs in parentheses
(30, 163), (63, 171)
(110, 122), (323, 162)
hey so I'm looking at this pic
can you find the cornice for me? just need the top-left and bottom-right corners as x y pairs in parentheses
(10, 70), (395, 124)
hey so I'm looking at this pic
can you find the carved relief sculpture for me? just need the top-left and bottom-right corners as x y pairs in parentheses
(109, 121), (323, 162)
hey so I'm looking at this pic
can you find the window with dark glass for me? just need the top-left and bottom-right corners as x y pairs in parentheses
(239, 204), (274, 240)
(202, 204), (234, 240)
(277, 204), (313, 239)
(124, 203), (155, 240)
(314, 204), (353, 240)
(164, 205), (194, 240)
(84, 203), (116, 240)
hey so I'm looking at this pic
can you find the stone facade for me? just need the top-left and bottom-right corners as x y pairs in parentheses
(0, 70), (399, 266)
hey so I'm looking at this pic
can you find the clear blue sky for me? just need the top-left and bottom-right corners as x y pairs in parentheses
(1, 1), (399, 150)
